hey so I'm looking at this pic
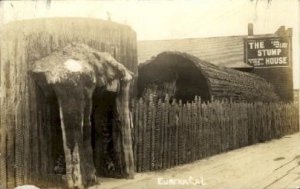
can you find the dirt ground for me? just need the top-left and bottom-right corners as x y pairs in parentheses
(90, 132), (300, 189)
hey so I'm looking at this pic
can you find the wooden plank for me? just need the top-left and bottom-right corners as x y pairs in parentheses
(150, 98), (156, 170)
(23, 72), (30, 184)
(174, 101), (179, 166)
(0, 130), (7, 189)
(232, 103), (237, 149)
(154, 99), (162, 170)
(202, 103), (208, 158)
(7, 104), (16, 188)
(15, 37), (26, 186)
(146, 97), (152, 171)
(162, 100), (168, 169)
(216, 101), (222, 154)
(164, 97), (170, 168)
(213, 101), (219, 155)
(168, 100), (175, 167)
(15, 95), (23, 186)
(199, 99), (205, 158)
(186, 103), (192, 163)
(137, 99), (144, 172)
(195, 97), (201, 160)
(178, 101), (184, 165)
(132, 100), (138, 172)
(172, 100), (178, 166)
(141, 98), (148, 172)
(243, 103), (248, 147)
(29, 78), (39, 184)
(207, 103), (213, 157)
(191, 101), (197, 161)
(38, 92), (48, 185)
(159, 100), (164, 169)
(182, 104), (187, 164)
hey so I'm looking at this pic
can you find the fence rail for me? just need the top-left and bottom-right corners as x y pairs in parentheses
(131, 97), (299, 172)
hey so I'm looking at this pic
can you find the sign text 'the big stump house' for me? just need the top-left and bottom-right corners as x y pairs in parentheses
(245, 37), (290, 67)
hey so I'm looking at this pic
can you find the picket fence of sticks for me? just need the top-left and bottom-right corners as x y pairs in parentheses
(131, 96), (299, 172)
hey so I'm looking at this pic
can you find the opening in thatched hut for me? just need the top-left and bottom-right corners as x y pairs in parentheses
(138, 51), (279, 102)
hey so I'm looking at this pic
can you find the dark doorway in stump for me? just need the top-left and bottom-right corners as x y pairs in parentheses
(49, 95), (67, 176)
(36, 83), (123, 179)
(35, 85), (66, 177)
(91, 87), (122, 178)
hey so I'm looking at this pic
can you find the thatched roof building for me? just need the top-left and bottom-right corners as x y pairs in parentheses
(138, 51), (279, 102)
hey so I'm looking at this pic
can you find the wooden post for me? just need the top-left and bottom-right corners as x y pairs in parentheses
(138, 98), (144, 172)
(142, 98), (147, 171)
(150, 95), (156, 170)
(178, 100), (183, 165)
(155, 99), (162, 170)
(115, 79), (135, 178)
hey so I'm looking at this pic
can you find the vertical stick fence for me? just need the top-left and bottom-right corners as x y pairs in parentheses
(131, 97), (299, 172)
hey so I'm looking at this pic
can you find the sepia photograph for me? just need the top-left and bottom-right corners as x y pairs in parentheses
(0, 0), (299, 188)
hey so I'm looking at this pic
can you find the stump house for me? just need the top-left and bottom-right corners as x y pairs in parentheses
(138, 51), (279, 102)
(138, 24), (294, 102)
(0, 18), (137, 188)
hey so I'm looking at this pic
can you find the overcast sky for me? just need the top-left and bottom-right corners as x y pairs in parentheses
(0, 0), (299, 88)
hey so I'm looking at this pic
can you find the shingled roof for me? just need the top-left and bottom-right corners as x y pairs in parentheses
(138, 34), (276, 68)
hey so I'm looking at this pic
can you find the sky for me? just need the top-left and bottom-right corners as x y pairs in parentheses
(0, 0), (299, 88)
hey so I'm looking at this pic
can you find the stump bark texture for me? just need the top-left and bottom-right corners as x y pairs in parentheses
(0, 18), (137, 188)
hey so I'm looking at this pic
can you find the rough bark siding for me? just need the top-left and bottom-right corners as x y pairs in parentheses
(138, 51), (279, 103)
(252, 67), (293, 102)
(0, 18), (137, 188)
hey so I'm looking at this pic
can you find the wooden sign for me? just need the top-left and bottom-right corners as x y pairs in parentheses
(244, 37), (290, 67)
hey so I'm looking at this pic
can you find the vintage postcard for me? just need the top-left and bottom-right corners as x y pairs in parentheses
(0, 0), (299, 189)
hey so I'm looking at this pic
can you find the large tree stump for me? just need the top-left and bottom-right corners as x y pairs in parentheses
(0, 18), (137, 188)
(31, 43), (134, 188)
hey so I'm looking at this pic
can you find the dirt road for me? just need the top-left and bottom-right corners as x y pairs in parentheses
(90, 133), (300, 189)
